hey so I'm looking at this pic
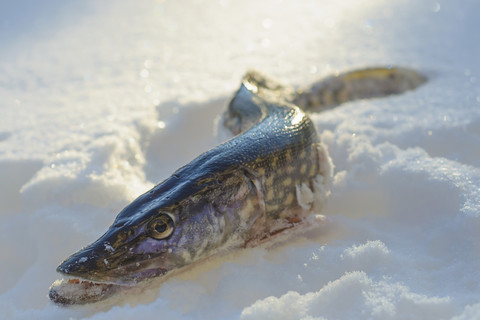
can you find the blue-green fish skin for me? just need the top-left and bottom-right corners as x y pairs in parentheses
(56, 73), (329, 286)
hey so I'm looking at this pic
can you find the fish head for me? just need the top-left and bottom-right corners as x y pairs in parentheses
(56, 140), (263, 287)
(56, 173), (235, 284)
(56, 210), (185, 284)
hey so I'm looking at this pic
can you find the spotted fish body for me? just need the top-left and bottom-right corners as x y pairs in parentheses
(50, 67), (426, 304)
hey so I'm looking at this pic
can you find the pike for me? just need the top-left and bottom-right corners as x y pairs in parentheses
(49, 67), (426, 304)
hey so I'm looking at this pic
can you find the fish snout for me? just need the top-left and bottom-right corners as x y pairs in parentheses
(56, 245), (107, 279)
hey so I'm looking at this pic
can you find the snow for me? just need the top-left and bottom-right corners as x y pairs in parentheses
(1, 0), (479, 319)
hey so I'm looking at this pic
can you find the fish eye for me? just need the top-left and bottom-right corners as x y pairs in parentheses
(149, 213), (174, 240)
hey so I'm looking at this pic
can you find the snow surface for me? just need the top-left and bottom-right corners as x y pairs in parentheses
(1, 0), (479, 319)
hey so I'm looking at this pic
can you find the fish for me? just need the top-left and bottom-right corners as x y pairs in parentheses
(49, 67), (426, 305)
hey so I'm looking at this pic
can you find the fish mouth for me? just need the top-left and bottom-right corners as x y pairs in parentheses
(50, 266), (169, 305)
(56, 257), (170, 285)
(52, 251), (170, 305)
(52, 227), (172, 305)
(48, 276), (123, 305)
